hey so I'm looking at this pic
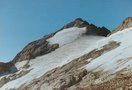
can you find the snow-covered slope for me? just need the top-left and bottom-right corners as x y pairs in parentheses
(86, 27), (132, 71)
(84, 27), (132, 83)
(1, 23), (132, 90)
(0, 27), (105, 89)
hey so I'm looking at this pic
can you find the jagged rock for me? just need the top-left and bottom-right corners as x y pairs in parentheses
(108, 17), (132, 36)
(62, 18), (110, 37)
(97, 27), (110, 37)
(62, 18), (90, 29)
(12, 38), (59, 63)
(0, 62), (17, 76)
(115, 17), (132, 31)
(68, 73), (96, 90)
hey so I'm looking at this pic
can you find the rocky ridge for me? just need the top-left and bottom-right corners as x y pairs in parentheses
(62, 18), (110, 37)
(0, 62), (17, 76)
(108, 17), (132, 36)
(12, 18), (110, 64)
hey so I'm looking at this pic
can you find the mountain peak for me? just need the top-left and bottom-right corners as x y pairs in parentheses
(74, 18), (85, 22)
(61, 18), (110, 37)
(108, 17), (132, 36)
(12, 18), (110, 64)
(116, 17), (132, 31)
(62, 18), (89, 29)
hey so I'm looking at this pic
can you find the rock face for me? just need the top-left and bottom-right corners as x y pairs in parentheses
(0, 62), (17, 76)
(62, 18), (110, 37)
(12, 18), (110, 64)
(108, 17), (132, 36)
(12, 38), (59, 64)
(62, 18), (90, 29)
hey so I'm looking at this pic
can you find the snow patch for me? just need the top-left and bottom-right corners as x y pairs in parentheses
(47, 27), (87, 47)
(15, 61), (28, 70)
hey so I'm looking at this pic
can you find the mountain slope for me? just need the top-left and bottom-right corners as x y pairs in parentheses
(0, 26), (106, 90)
(12, 27), (132, 90)
(1, 18), (132, 90)
(12, 18), (110, 64)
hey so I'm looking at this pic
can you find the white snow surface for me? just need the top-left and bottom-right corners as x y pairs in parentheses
(15, 61), (28, 70)
(85, 27), (132, 75)
(1, 27), (105, 89)
(47, 27), (87, 47)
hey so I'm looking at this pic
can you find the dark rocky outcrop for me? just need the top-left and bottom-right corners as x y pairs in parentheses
(12, 37), (59, 64)
(0, 62), (17, 76)
(97, 27), (111, 37)
(62, 18), (90, 29)
(62, 18), (110, 37)
(108, 17), (132, 36)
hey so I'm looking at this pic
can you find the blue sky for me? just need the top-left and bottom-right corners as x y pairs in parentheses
(0, 0), (132, 62)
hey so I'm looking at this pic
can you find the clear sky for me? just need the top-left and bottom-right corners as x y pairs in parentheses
(0, 0), (132, 62)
